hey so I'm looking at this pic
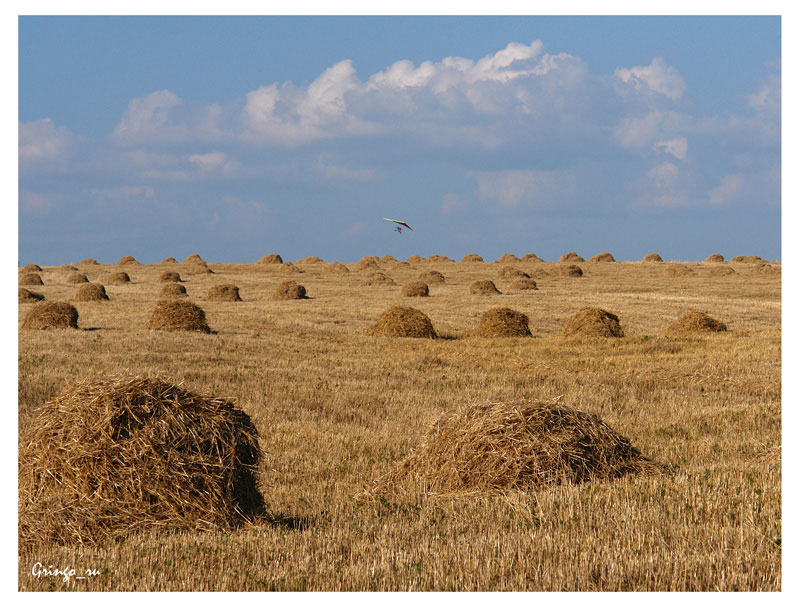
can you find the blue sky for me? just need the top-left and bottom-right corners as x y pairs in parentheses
(18, 14), (781, 264)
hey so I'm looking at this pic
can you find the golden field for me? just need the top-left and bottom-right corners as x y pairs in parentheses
(18, 255), (781, 591)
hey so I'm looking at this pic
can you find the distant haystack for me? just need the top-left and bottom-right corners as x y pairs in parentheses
(80, 258), (100, 266)
(323, 262), (350, 274)
(730, 255), (763, 264)
(207, 284), (242, 302)
(21, 301), (79, 330)
(381, 255), (398, 263)
(107, 272), (131, 285)
(553, 264), (583, 277)
(563, 307), (624, 338)
(520, 253), (544, 263)
(160, 271), (183, 283)
(559, 252), (584, 262)
(118, 256), (140, 266)
(161, 257), (177, 264)
(472, 307), (532, 337)
(256, 254), (283, 265)
(278, 262), (303, 274)
(184, 254), (204, 263)
(72, 283), (109, 302)
(667, 311), (727, 334)
(401, 281), (430, 297)
(60, 265), (79, 271)
(66, 273), (89, 284)
(159, 283), (188, 298)
(273, 280), (307, 300)
(366, 306), (437, 338)
(665, 264), (693, 277)
(362, 272), (395, 286)
(183, 259), (214, 274)
(508, 277), (538, 291)
(642, 253), (664, 262)
(406, 255), (426, 264)
(22, 264), (42, 272)
(417, 270), (446, 285)
(529, 268), (551, 279)
(495, 253), (520, 263)
(297, 256), (325, 264)
(461, 254), (484, 263)
(19, 273), (44, 286)
(588, 252), (616, 263)
(394, 261), (412, 269)
(427, 254), (454, 263)
(752, 263), (778, 275)
(704, 254), (725, 263)
(356, 258), (381, 272)
(19, 288), (45, 303)
(146, 300), (211, 333)
(470, 280), (501, 295)
(709, 266), (736, 277)
(498, 266), (530, 280)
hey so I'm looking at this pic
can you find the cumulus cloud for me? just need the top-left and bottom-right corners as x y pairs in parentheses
(19, 118), (74, 162)
(613, 110), (687, 150)
(708, 174), (745, 206)
(654, 137), (688, 160)
(615, 57), (685, 100)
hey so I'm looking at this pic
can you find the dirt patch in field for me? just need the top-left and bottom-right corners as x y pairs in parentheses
(21, 301), (79, 330)
(19, 273), (43, 286)
(472, 307), (532, 337)
(274, 280), (307, 300)
(19, 288), (44, 303)
(146, 300), (211, 333)
(18, 374), (264, 547)
(470, 280), (501, 295)
(563, 307), (624, 338)
(369, 400), (663, 497)
(401, 281), (430, 297)
(667, 311), (727, 334)
(208, 284), (242, 301)
(366, 306), (437, 338)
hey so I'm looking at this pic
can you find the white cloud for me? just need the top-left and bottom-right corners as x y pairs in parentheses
(654, 137), (688, 160)
(708, 174), (745, 206)
(113, 90), (183, 142)
(615, 57), (685, 101)
(471, 170), (557, 208)
(648, 162), (680, 188)
(613, 111), (687, 149)
(19, 118), (74, 162)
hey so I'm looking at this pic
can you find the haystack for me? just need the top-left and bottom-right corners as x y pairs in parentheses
(417, 270), (446, 285)
(553, 264), (583, 277)
(529, 268), (551, 279)
(508, 277), (538, 291)
(160, 271), (183, 282)
(559, 252), (584, 262)
(146, 300), (211, 333)
(118, 256), (140, 266)
(80, 258), (100, 266)
(461, 254), (484, 263)
(667, 311), (727, 334)
(401, 281), (430, 297)
(19, 273), (44, 286)
(470, 280), (501, 295)
(107, 272), (131, 285)
(362, 272), (395, 286)
(184, 254), (204, 263)
(18, 374), (264, 546)
(162, 257), (177, 264)
(274, 280), (307, 300)
(72, 283), (109, 302)
(21, 301), (79, 330)
(472, 308), (532, 337)
(642, 253), (664, 262)
(183, 260), (214, 274)
(520, 253), (544, 262)
(498, 266), (530, 280)
(704, 254), (725, 263)
(356, 258), (381, 272)
(66, 273), (89, 284)
(731, 255), (763, 263)
(366, 306), (437, 339)
(370, 400), (661, 497)
(752, 263), (778, 275)
(256, 254), (283, 264)
(588, 252), (616, 262)
(159, 283), (188, 298)
(495, 253), (520, 263)
(709, 266), (736, 277)
(427, 254), (453, 263)
(563, 307), (624, 338)
(323, 262), (350, 274)
(381, 255), (398, 263)
(665, 264), (693, 277)
(297, 256), (325, 264)
(406, 255), (426, 263)
(208, 284), (242, 302)
(60, 264), (79, 271)
(278, 262), (303, 274)
(19, 288), (44, 303)
(22, 264), (41, 272)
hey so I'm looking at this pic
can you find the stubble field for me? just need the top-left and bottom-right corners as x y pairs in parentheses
(18, 254), (781, 591)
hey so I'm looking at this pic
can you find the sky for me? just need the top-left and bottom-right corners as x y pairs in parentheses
(17, 14), (782, 265)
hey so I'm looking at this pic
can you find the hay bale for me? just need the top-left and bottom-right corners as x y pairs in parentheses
(427, 254), (453, 263)
(529, 268), (551, 279)
(277, 262), (303, 274)
(18, 374), (264, 546)
(107, 272), (131, 285)
(146, 300), (211, 333)
(470, 280), (501, 295)
(665, 264), (693, 277)
(370, 400), (662, 497)
(183, 260), (214, 275)
(563, 307), (624, 338)
(704, 254), (725, 263)
(731, 255), (763, 263)
(19, 273), (44, 286)
(297, 256), (325, 264)
(406, 255), (425, 264)
(394, 261), (412, 269)
(381, 255), (397, 263)
(356, 258), (381, 272)
(498, 266), (530, 280)
(401, 281), (430, 297)
(752, 263), (778, 274)
(362, 272), (395, 286)
(162, 257), (177, 264)
(588, 252), (616, 263)
(118, 256), (140, 266)
(207, 284), (242, 302)
(22, 263), (42, 272)
(495, 253), (520, 263)
(273, 280), (307, 300)
(642, 253), (664, 262)
(21, 301), (79, 330)
(159, 283), (188, 298)
(508, 277), (538, 291)
(366, 306), (437, 338)
(323, 262), (350, 274)
(461, 253), (484, 263)
(472, 307), (531, 337)
(80, 258), (100, 266)
(160, 271), (183, 283)
(72, 283), (109, 302)
(66, 273), (89, 284)
(256, 254), (283, 265)
(552, 264), (583, 277)
(709, 266), (736, 277)
(559, 252), (584, 262)
(417, 270), (446, 285)
(667, 311), (727, 334)
(19, 288), (45, 303)
(520, 253), (544, 262)
(60, 264), (79, 271)
(184, 254), (204, 263)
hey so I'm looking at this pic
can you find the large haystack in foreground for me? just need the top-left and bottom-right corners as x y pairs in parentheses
(21, 301), (79, 330)
(208, 284), (242, 302)
(472, 308), (532, 337)
(366, 306), (437, 338)
(273, 280), (307, 300)
(667, 311), (727, 334)
(146, 300), (211, 333)
(72, 283), (109, 302)
(563, 307), (624, 338)
(18, 375), (264, 546)
(370, 400), (662, 497)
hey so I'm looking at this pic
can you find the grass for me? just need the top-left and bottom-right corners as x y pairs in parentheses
(18, 258), (781, 591)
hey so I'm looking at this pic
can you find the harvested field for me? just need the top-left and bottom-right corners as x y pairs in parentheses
(709, 266), (736, 277)
(665, 264), (694, 277)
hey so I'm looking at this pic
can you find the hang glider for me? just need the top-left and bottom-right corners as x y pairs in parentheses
(383, 218), (413, 232)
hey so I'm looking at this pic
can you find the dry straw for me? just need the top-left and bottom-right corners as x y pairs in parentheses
(297, 256), (325, 264)
(66, 273), (89, 284)
(752, 263), (778, 275)
(183, 260), (214, 274)
(704, 254), (725, 263)
(118, 256), (140, 266)
(472, 307), (532, 337)
(563, 307), (624, 338)
(588, 252), (616, 262)
(184, 254), (204, 263)
(323, 262), (350, 274)
(730, 255), (763, 263)
(159, 283), (188, 298)
(361, 272), (395, 286)
(461, 253), (484, 263)
(278, 262), (304, 274)
(553, 264), (583, 277)
(401, 281), (430, 297)
(146, 300), (211, 333)
(369, 400), (663, 498)
(18, 374), (264, 547)
(21, 301), (79, 330)
(107, 272), (131, 285)
(559, 252), (584, 262)
(708, 266), (736, 277)
(406, 255), (426, 263)
(72, 283), (109, 302)
(381, 255), (397, 263)
(19, 288), (44, 303)
(356, 258), (381, 271)
(495, 253), (520, 263)
(274, 280), (307, 300)
(162, 257), (177, 264)
(19, 273), (44, 286)
(667, 311), (727, 334)
(60, 264), (79, 271)
(80, 258), (100, 265)
(417, 270), (446, 284)
(520, 253), (544, 262)
(160, 271), (183, 282)
(507, 277), (538, 291)
(665, 264), (693, 277)
(642, 253), (664, 262)
(498, 266), (530, 280)
(366, 306), (437, 338)
(22, 264), (41, 272)
(256, 254), (283, 264)
(470, 280), (501, 295)
(427, 254), (454, 263)
(208, 284), (242, 302)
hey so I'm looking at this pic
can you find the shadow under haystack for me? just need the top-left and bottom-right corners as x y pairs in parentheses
(18, 375), (264, 547)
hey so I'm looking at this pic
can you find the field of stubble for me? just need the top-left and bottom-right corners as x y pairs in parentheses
(18, 255), (781, 591)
